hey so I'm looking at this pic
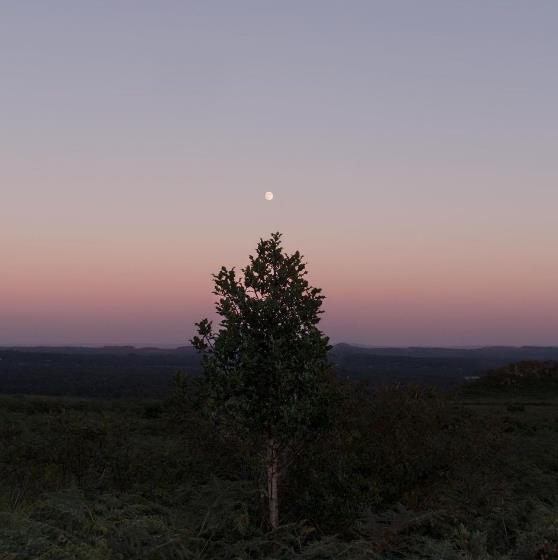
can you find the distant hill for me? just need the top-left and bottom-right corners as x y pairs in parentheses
(0, 346), (201, 398)
(1, 344), (558, 398)
(330, 344), (558, 388)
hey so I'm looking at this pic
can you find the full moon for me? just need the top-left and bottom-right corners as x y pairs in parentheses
(265, 191), (274, 201)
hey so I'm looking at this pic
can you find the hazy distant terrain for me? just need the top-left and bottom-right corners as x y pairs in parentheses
(3, 344), (558, 397)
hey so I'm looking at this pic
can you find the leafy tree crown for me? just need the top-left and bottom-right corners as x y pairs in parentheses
(192, 232), (332, 444)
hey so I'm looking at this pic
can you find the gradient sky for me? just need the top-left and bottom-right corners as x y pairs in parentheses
(2, 1), (557, 346)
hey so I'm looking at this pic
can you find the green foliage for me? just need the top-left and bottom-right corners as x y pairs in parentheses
(465, 360), (558, 395)
(0, 483), (377, 559)
(283, 382), (494, 532)
(191, 232), (333, 446)
(3, 367), (558, 557)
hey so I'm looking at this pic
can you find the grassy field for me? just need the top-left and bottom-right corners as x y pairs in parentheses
(1, 375), (558, 558)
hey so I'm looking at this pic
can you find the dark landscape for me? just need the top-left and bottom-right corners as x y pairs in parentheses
(3, 342), (558, 558)
(3, 344), (558, 398)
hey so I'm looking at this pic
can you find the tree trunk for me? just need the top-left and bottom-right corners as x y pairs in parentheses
(266, 437), (280, 529)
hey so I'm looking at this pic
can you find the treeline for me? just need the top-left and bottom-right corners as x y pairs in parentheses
(3, 346), (558, 398)
(477, 360), (558, 388)
(0, 349), (200, 398)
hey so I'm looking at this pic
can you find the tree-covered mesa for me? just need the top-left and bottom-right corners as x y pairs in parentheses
(192, 232), (334, 528)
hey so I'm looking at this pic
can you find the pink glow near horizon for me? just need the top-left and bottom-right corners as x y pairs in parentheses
(2, 3), (557, 346)
(2, 220), (557, 346)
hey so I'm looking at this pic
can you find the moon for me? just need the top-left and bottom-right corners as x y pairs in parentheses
(265, 191), (274, 201)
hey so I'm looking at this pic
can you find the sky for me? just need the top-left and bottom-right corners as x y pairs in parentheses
(1, 1), (557, 346)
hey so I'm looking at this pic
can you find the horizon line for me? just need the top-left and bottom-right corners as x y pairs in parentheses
(1, 342), (557, 350)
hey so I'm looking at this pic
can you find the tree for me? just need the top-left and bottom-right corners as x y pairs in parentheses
(191, 232), (333, 529)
